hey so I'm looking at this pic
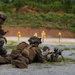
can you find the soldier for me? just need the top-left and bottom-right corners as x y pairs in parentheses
(11, 36), (46, 68)
(0, 12), (8, 56)
(0, 36), (46, 68)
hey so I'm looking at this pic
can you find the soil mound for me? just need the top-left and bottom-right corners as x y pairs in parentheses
(3, 26), (75, 38)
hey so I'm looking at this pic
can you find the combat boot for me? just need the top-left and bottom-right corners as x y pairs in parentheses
(17, 55), (29, 64)
(0, 55), (12, 64)
(11, 55), (29, 68)
(11, 60), (28, 68)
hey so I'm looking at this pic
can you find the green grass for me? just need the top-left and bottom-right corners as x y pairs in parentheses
(4, 40), (18, 49)
(4, 45), (17, 49)
(7, 40), (18, 45)
(64, 58), (75, 62)
(63, 47), (75, 50)
(4, 12), (75, 32)
(0, 0), (75, 32)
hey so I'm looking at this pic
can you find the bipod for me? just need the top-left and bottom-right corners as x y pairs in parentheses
(61, 54), (65, 62)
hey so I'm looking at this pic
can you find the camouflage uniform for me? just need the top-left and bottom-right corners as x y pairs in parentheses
(0, 12), (7, 56)
(11, 36), (46, 68)
(0, 36), (46, 68)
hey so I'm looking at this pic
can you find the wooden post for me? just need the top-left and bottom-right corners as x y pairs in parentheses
(41, 31), (46, 42)
(58, 32), (61, 43)
(18, 31), (21, 42)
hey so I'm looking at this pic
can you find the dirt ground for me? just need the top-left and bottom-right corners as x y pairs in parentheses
(1, 43), (75, 75)
(3, 26), (75, 38)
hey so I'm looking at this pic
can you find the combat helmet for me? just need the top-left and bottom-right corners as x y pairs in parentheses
(28, 36), (42, 44)
(0, 12), (7, 21)
(42, 46), (50, 51)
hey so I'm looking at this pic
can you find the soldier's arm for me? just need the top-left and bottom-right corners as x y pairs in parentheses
(0, 28), (9, 35)
(3, 36), (7, 44)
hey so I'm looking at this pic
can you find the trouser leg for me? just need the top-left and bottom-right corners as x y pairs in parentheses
(0, 40), (7, 55)
(0, 40), (4, 47)
(0, 55), (12, 64)
(11, 55), (29, 68)
(17, 55), (29, 64)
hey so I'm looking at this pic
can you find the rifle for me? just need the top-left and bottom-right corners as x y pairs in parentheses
(41, 46), (65, 62)
(50, 49), (65, 62)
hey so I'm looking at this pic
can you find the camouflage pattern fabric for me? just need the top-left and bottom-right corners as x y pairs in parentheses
(0, 36), (46, 68)
(17, 42), (28, 50)
(10, 42), (28, 59)
(0, 12), (7, 56)
(10, 49), (21, 59)
(0, 12), (7, 21)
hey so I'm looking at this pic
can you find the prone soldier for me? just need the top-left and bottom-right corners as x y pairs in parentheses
(41, 46), (64, 62)
(0, 36), (46, 68)
(11, 36), (46, 68)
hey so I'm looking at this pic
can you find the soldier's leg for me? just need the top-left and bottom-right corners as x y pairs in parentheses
(0, 40), (4, 47)
(0, 40), (7, 56)
(17, 55), (29, 64)
(11, 55), (29, 68)
(0, 48), (7, 56)
(0, 55), (12, 64)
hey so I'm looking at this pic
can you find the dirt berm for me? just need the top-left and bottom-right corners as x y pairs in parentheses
(3, 26), (75, 38)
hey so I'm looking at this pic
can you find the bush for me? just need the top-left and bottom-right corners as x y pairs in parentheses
(49, 1), (63, 12)
(71, 5), (75, 14)
(0, 0), (75, 32)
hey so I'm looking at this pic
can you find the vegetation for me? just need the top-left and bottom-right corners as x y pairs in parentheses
(4, 40), (17, 49)
(0, 0), (75, 32)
